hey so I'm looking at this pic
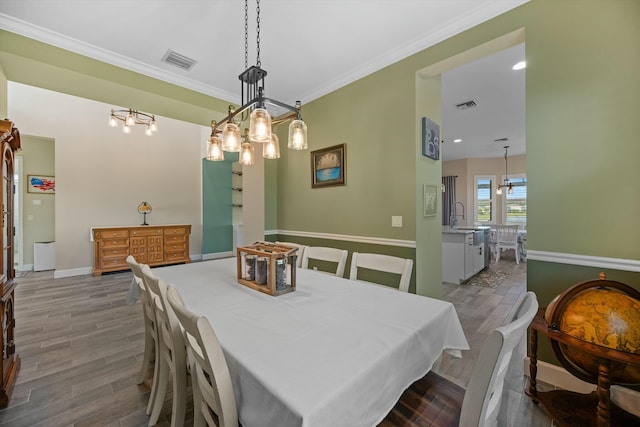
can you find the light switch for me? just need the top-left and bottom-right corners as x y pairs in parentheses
(33, 199), (42, 205)
(27, 215), (34, 221)
(391, 216), (403, 227)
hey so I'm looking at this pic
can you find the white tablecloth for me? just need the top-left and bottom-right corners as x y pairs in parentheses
(153, 258), (469, 427)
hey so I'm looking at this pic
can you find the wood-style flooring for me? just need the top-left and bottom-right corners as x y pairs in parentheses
(0, 253), (556, 426)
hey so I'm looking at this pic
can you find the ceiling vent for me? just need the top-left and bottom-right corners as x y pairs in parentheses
(455, 100), (477, 110)
(162, 50), (197, 71)
(493, 137), (509, 143)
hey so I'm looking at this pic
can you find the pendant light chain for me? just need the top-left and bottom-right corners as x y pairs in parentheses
(244, 0), (249, 69)
(256, 0), (261, 67)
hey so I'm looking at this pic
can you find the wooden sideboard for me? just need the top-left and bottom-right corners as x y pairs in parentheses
(92, 224), (191, 276)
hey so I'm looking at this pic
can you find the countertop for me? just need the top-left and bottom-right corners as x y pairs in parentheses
(442, 226), (491, 234)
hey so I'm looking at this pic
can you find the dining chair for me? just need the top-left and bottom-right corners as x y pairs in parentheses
(301, 246), (348, 277)
(494, 224), (521, 264)
(275, 241), (306, 267)
(348, 252), (413, 292)
(166, 284), (239, 427)
(126, 256), (159, 392)
(385, 291), (538, 426)
(610, 385), (640, 417)
(141, 265), (188, 427)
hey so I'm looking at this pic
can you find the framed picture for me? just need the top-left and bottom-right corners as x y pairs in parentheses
(423, 184), (438, 217)
(422, 117), (440, 160)
(311, 144), (346, 188)
(27, 175), (55, 194)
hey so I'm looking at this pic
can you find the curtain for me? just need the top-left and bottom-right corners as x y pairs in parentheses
(442, 175), (457, 226)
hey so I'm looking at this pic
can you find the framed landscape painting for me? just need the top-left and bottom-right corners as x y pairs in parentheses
(311, 144), (346, 188)
(27, 175), (55, 194)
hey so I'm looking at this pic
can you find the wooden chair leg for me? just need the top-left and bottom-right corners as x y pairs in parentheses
(148, 356), (169, 426)
(146, 338), (161, 415)
(138, 328), (155, 384)
(170, 363), (187, 427)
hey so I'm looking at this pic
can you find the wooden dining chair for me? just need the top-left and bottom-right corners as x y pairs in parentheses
(275, 241), (306, 267)
(301, 246), (348, 277)
(382, 291), (538, 427)
(166, 284), (239, 427)
(141, 265), (188, 427)
(348, 252), (413, 292)
(126, 256), (159, 399)
(495, 224), (521, 264)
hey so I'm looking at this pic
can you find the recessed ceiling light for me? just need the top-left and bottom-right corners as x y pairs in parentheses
(453, 139), (462, 143)
(512, 61), (526, 70)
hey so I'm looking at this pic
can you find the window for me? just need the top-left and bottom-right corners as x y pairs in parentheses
(504, 174), (527, 224)
(474, 176), (495, 223)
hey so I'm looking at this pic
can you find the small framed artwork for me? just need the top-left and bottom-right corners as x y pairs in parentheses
(27, 175), (55, 194)
(423, 184), (438, 217)
(422, 117), (440, 160)
(311, 144), (346, 188)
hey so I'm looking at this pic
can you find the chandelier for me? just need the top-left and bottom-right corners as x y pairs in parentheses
(496, 145), (513, 195)
(109, 109), (158, 136)
(205, 0), (308, 165)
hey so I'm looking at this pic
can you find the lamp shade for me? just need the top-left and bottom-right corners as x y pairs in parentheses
(263, 134), (280, 159)
(221, 122), (242, 152)
(239, 142), (255, 165)
(249, 108), (272, 143)
(206, 135), (225, 161)
(288, 119), (308, 150)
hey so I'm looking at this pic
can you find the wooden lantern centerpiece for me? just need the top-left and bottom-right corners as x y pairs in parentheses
(236, 242), (298, 296)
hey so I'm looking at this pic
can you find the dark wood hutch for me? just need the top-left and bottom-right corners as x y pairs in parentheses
(0, 119), (20, 408)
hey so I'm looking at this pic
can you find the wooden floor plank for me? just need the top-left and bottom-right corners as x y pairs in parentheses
(0, 258), (555, 426)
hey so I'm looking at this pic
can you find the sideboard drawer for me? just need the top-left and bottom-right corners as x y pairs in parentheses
(101, 237), (129, 248)
(99, 256), (128, 270)
(165, 242), (187, 252)
(95, 229), (129, 239)
(164, 227), (188, 236)
(100, 247), (129, 258)
(131, 228), (164, 237)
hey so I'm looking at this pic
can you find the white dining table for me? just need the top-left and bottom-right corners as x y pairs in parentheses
(152, 258), (469, 427)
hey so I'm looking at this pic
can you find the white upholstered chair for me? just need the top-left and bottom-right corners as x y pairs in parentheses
(275, 241), (307, 267)
(348, 252), (413, 292)
(495, 224), (521, 264)
(301, 246), (348, 277)
(141, 265), (188, 427)
(167, 284), (239, 427)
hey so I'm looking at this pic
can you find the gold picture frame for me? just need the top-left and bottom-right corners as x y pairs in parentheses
(311, 144), (346, 188)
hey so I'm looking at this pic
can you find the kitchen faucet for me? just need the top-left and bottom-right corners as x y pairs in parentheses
(450, 201), (465, 226)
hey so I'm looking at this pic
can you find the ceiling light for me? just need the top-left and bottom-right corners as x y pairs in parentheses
(453, 139), (462, 143)
(512, 61), (526, 70)
(109, 109), (158, 136)
(205, 0), (308, 165)
(497, 145), (513, 196)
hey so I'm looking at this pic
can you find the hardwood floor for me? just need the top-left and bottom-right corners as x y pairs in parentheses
(0, 253), (555, 426)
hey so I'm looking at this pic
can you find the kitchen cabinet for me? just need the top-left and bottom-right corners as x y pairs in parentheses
(442, 229), (485, 284)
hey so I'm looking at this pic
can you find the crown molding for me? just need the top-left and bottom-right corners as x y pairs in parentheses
(298, 0), (529, 103)
(0, 13), (237, 103)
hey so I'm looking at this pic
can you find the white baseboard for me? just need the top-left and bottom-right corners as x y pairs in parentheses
(202, 251), (234, 261)
(525, 357), (596, 394)
(54, 266), (93, 279)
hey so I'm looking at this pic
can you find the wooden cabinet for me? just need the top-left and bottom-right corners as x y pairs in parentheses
(442, 230), (485, 284)
(92, 225), (191, 276)
(0, 119), (20, 408)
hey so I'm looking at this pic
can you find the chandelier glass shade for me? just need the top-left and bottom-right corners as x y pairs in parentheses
(109, 109), (157, 136)
(205, 0), (308, 165)
(263, 134), (280, 159)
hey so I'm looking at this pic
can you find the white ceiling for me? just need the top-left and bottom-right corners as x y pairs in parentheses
(0, 0), (527, 161)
